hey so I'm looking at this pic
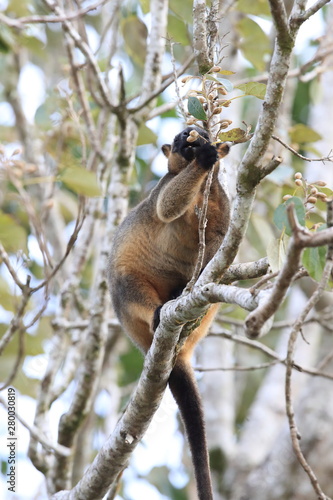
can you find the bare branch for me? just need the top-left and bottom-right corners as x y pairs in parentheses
(195, 360), (280, 372)
(185, 166), (215, 292)
(272, 134), (333, 162)
(193, 0), (212, 74)
(0, 394), (70, 457)
(221, 258), (270, 283)
(285, 259), (333, 500)
(42, 0), (118, 114)
(0, 243), (25, 291)
(128, 53), (195, 113)
(245, 203), (333, 338)
(293, 0), (332, 25)
(210, 329), (333, 381)
(51, 310), (183, 499)
(235, 45), (333, 86)
(137, 0), (168, 109)
(52, 280), (108, 492)
(169, 40), (187, 120)
(268, 0), (291, 48)
(0, 0), (108, 28)
(30, 200), (85, 293)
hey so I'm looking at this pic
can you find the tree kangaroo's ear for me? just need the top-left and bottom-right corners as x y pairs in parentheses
(162, 144), (171, 157)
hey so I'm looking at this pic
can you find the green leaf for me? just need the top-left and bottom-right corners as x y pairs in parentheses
(35, 103), (53, 129)
(137, 124), (158, 146)
(59, 166), (101, 197)
(205, 75), (220, 83)
(273, 196), (306, 236)
(118, 344), (144, 387)
(236, 82), (267, 100)
(205, 76), (234, 93)
(217, 70), (235, 75)
(121, 16), (147, 66)
(205, 75), (234, 92)
(217, 78), (234, 93)
(250, 213), (275, 256)
(18, 34), (44, 57)
(0, 277), (16, 311)
(169, 0), (193, 23)
(139, 0), (150, 14)
(0, 212), (27, 253)
(237, 0), (271, 16)
(236, 17), (271, 71)
(267, 236), (289, 272)
(218, 128), (249, 143)
(187, 96), (207, 121)
(167, 14), (189, 45)
(0, 24), (15, 53)
(302, 245), (327, 282)
(288, 124), (322, 144)
(7, 0), (30, 16)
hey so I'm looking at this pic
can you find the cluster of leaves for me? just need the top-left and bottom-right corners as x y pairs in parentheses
(183, 67), (266, 143)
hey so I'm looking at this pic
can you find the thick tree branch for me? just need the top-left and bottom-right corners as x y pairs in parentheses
(137, 0), (168, 109)
(268, 0), (291, 49)
(51, 315), (183, 499)
(193, 0), (212, 74)
(50, 273), (273, 499)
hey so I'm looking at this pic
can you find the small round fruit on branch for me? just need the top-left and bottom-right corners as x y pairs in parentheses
(186, 130), (200, 143)
(186, 117), (198, 126)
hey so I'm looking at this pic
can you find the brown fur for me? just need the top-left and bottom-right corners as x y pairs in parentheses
(107, 127), (230, 500)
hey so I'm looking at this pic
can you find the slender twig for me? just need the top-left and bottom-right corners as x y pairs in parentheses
(169, 40), (187, 119)
(285, 259), (333, 500)
(7, 170), (53, 272)
(127, 54), (195, 112)
(0, 243), (25, 291)
(0, 394), (70, 457)
(245, 204), (333, 338)
(210, 329), (333, 381)
(235, 44), (333, 86)
(272, 135), (333, 162)
(0, 0), (108, 28)
(195, 360), (280, 372)
(296, 0), (332, 24)
(184, 166), (215, 293)
(30, 200), (85, 293)
(285, 200), (333, 500)
(42, 0), (118, 114)
(249, 271), (278, 293)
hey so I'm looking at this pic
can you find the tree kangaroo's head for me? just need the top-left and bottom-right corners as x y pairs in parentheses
(162, 126), (211, 174)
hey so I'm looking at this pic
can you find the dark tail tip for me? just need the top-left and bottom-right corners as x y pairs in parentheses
(168, 359), (213, 500)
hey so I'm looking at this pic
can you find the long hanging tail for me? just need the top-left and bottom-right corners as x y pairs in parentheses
(168, 359), (213, 500)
